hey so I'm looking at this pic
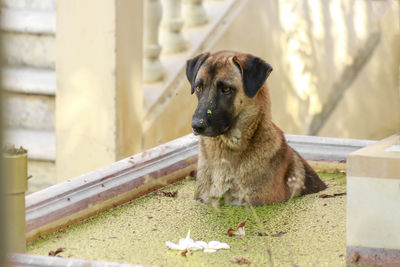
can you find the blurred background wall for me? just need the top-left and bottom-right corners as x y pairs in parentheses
(212, 0), (400, 140)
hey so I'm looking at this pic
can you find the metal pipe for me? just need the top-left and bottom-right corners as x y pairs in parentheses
(3, 147), (28, 253)
(0, 16), (10, 265)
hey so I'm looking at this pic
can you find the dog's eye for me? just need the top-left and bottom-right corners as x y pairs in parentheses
(221, 87), (232, 94)
(195, 85), (202, 93)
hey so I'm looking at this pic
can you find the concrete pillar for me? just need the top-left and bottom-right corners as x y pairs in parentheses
(56, 0), (143, 181)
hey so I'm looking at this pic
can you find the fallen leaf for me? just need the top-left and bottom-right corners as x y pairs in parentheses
(237, 218), (248, 229)
(319, 192), (346, 198)
(154, 190), (178, 197)
(227, 218), (247, 236)
(257, 232), (268, 236)
(272, 231), (287, 237)
(227, 228), (235, 237)
(352, 252), (360, 263)
(48, 248), (64, 256)
(181, 249), (188, 257)
(230, 257), (252, 264)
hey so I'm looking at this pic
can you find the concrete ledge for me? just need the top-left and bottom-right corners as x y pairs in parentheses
(347, 134), (400, 179)
(347, 246), (400, 266)
(9, 253), (144, 267)
(2, 67), (56, 95)
(1, 9), (56, 34)
(285, 134), (375, 162)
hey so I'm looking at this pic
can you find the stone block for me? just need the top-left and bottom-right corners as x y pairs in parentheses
(347, 134), (400, 266)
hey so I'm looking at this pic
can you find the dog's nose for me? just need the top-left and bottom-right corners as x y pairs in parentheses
(192, 119), (206, 135)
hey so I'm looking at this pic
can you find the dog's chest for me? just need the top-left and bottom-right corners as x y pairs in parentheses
(205, 157), (246, 205)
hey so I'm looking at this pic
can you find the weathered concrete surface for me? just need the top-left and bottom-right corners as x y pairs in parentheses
(347, 135), (400, 266)
(28, 173), (346, 266)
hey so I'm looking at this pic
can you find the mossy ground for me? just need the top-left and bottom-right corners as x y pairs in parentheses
(28, 173), (346, 266)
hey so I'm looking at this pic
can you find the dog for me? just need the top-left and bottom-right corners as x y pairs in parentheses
(186, 51), (327, 205)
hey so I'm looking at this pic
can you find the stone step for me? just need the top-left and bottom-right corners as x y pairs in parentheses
(4, 129), (56, 161)
(2, 0), (56, 12)
(2, 67), (56, 95)
(2, 31), (55, 69)
(4, 92), (54, 131)
(1, 8), (56, 34)
(1, 8), (56, 68)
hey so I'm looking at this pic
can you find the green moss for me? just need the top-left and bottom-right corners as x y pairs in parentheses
(28, 173), (346, 266)
(319, 172), (347, 185)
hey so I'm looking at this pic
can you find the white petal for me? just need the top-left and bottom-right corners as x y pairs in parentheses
(179, 237), (194, 248)
(186, 229), (191, 240)
(195, 241), (208, 249)
(166, 241), (180, 250)
(203, 248), (217, 253)
(188, 241), (203, 251)
(208, 241), (230, 250)
(236, 227), (245, 235)
(216, 242), (230, 250)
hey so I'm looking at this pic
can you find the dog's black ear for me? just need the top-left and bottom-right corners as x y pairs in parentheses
(186, 52), (210, 94)
(233, 54), (273, 98)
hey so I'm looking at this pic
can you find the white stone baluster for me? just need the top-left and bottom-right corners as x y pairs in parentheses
(143, 0), (164, 82)
(159, 0), (185, 54)
(182, 0), (207, 27)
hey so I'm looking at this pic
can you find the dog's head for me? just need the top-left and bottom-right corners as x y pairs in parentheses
(186, 51), (273, 137)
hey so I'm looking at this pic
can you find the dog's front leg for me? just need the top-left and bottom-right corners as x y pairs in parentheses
(193, 163), (213, 203)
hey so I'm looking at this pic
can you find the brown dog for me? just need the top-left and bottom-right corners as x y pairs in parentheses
(186, 51), (327, 205)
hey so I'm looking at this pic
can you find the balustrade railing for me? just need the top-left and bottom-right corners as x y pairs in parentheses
(144, 0), (214, 83)
(143, 0), (163, 83)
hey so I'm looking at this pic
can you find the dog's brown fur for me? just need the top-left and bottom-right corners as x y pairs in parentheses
(186, 51), (327, 205)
